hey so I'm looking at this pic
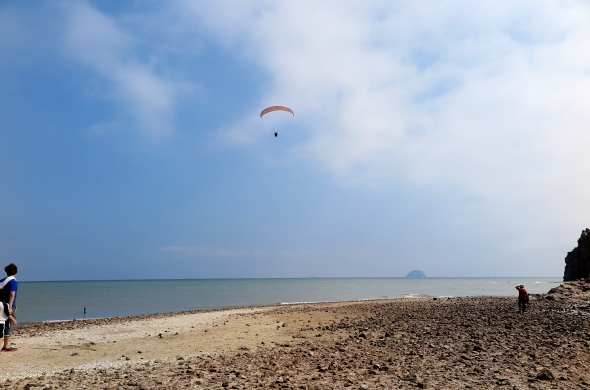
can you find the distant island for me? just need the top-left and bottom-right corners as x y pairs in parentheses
(406, 270), (426, 278)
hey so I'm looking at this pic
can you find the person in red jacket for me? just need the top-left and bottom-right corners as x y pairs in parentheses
(516, 285), (529, 314)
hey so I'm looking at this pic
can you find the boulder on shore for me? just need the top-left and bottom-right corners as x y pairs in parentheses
(564, 228), (590, 281)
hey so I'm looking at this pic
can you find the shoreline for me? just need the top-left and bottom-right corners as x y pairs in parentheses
(17, 291), (554, 327)
(2, 280), (589, 389)
(17, 297), (426, 327)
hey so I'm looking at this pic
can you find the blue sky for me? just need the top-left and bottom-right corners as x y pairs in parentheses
(2, 1), (590, 280)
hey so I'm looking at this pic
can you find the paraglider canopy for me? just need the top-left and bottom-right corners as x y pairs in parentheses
(260, 106), (293, 137)
(260, 106), (294, 118)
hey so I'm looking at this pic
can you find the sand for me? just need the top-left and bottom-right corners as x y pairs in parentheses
(2, 280), (590, 389)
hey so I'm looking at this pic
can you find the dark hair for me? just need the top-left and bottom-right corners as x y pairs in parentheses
(4, 263), (17, 277)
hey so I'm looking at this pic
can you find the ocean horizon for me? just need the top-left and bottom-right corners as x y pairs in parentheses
(16, 277), (562, 324)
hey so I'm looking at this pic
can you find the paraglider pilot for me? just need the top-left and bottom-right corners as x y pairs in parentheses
(274, 132), (278, 137)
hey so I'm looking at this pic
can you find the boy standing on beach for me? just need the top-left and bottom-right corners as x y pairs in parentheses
(0, 263), (18, 351)
(516, 285), (529, 314)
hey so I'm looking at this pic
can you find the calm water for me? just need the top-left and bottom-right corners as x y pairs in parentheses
(16, 277), (561, 324)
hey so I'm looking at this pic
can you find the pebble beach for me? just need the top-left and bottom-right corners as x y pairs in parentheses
(3, 280), (590, 389)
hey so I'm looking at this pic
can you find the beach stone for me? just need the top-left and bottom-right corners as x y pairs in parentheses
(416, 376), (429, 388)
(359, 332), (373, 340)
(537, 368), (554, 380)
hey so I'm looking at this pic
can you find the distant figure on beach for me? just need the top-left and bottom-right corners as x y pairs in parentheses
(515, 285), (529, 314)
(0, 263), (18, 351)
(0, 301), (17, 351)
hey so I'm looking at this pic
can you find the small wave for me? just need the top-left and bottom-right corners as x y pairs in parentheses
(280, 301), (334, 305)
(402, 293), (432, 298)
(280, 297), (394, 305)
(20, 317), (110, 326)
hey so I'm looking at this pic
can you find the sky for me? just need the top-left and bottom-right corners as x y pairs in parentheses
(1, 1), (590, 280)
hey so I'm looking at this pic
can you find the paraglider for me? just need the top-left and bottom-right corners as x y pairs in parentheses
(260, 106), (294, 137)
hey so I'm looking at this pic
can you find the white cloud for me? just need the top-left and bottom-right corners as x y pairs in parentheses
(159, 246), (267, 259)
(177, 1), (590, 248)
(62, 2), (191, 140)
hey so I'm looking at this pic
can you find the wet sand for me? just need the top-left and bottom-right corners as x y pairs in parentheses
(2, 280), (590, 389)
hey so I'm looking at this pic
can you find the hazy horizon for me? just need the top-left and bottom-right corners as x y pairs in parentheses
(17, 275), (564, 283)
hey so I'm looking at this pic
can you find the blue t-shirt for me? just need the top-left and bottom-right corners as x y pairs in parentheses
(0, 277), (17, 308)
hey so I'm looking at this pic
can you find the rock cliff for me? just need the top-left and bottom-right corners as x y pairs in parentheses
(564, 228), (590, 281)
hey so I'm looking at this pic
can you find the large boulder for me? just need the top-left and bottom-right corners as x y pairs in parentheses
(564, 228), (590, 281)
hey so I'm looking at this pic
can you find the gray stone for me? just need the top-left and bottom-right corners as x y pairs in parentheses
(536, 368), (554, 381)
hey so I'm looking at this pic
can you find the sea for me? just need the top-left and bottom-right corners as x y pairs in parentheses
(16, 277), (561, 324)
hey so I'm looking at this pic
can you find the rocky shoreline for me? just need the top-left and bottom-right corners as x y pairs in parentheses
(5, 282), (590, 389)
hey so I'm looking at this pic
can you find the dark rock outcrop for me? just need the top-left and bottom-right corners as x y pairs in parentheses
(564, 228), (590, 281)
(548, 277), (590, 300)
